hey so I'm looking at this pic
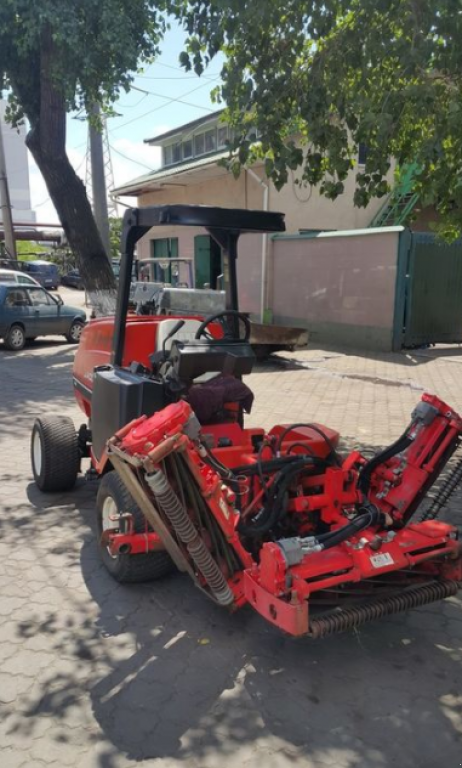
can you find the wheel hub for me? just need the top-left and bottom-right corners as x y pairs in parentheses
(32, 431), (42, 476)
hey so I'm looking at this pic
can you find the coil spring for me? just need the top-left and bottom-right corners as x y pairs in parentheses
(308, 580), (458, 639)
(146, 470), (234, 606)
(421, 455), (462, 522)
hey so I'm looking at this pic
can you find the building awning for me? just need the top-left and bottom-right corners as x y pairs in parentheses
(113, 152), (230, 197)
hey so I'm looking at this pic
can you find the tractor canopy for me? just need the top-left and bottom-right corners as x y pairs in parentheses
(113, 205), (285, 366)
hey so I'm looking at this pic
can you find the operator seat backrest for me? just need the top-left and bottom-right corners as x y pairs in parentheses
(156, 318), (220, 383)
(156, 318), (203, 351)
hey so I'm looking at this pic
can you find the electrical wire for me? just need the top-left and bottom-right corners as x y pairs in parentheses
(108, 142), (155, 171)
(111, 77), (220, 134)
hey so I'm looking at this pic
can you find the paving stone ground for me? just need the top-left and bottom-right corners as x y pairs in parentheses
(1, 328), (462, 768)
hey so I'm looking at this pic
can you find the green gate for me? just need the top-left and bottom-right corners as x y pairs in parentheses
(394, 231), (462, 349)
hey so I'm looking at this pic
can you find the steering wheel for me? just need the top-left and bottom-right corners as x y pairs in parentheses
(194, 310), (251, 342)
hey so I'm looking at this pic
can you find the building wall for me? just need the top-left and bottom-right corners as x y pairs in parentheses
(271, 229), (402, 350)
(135, 164), (390, 319)
(0, 101), (35, 224)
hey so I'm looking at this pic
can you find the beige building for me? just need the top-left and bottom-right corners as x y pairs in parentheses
(114, 111), (388, 320)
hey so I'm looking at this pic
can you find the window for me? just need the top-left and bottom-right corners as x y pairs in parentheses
(204, 129), (216, 153)
(172, 142), (181, 164)
(194, 133), (205, 156)
(217, 126), (228, 148)
(182, 139), (193, 160)
(5, 288), (28, 308)
(163, 145), (173, 166)
(28, 288), (53, 306)
(358, 143), (368, 166)
(247, 128), (260, 142)
(18, 275), (36, 285)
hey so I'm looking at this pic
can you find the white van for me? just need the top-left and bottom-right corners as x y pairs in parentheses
(0, 269), (41, 287)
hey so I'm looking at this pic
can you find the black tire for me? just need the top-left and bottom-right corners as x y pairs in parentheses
(96, 470), (174, 583)
(65, 320), (84, 344)
(31, 415), (80, 492)
(4, 324), (26, 351)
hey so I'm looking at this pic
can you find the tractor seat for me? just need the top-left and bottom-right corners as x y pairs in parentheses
(156, 318), (218, 383)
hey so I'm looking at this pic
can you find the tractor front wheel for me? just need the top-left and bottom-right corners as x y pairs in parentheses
(96, 471), (174, 583)
(31, 415), (80, 491)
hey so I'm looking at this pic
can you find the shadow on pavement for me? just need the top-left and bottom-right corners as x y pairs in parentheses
(1, 345), (461, 767)
(2, 455), (458, 768)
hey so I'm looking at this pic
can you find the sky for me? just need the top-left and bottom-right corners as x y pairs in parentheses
(29, 21), (225, 225)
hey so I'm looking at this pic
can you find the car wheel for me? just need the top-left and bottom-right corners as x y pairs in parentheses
(4, 324), (26, 351)
(65, 320), (84, 344)
(96, 471), (174, 583)
(31, 415), (80, 491)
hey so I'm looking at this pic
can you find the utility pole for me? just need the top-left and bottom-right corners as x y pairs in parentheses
(89, 104), (111, 257)
(0, 113), (17, 260)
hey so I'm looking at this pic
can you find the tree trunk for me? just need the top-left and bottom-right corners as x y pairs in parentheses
(25, 25), (116, 313)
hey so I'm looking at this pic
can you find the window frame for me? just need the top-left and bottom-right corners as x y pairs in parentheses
(182, 138), (193, 160)
(27, 287), (55, 306)
(204, 128), (217, 154)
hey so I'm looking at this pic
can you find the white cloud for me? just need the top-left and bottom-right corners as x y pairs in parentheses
(28, 130), (167, 225)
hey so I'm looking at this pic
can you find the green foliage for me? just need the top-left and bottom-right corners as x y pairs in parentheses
(109, 217), (123, 260)
(169, 0), (462, 233)
(0, 1), (168, 124)
(15, 241), (49, 259)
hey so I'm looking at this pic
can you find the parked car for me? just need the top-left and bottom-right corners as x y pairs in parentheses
(0, 268), (41, 287)
(61, 268), (84, 290)
(0, 285), (86, 351)
(21, 260), (60, 289)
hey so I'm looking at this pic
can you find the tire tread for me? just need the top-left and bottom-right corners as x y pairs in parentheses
(32, 415), (79, 491)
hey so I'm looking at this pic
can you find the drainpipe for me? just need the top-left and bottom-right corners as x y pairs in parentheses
(246, 168), (269, 323)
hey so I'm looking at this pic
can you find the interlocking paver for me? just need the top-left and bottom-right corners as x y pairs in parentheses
(1, 336), (462, 767)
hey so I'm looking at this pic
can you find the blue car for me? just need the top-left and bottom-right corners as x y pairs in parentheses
(21, 260), (60, 289)
(0, 284), (86, 351)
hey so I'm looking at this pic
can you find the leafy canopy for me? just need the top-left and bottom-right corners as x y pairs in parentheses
(0, 0), (167, 123)
(170, 0), (462, 235)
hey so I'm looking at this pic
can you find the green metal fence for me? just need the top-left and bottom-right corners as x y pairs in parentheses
(393, 231), (462, 350)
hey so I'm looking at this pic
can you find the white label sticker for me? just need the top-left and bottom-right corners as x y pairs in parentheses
(370, 552), (394, 569)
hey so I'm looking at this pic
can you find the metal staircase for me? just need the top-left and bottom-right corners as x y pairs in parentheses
(369, 163), (420, 227)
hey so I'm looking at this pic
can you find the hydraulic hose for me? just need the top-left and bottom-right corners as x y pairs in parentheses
(275, 423), (342, 467)
(316, 507), (385, 550)
(357, 433), (412, 495)
(238, 459), (312, 537)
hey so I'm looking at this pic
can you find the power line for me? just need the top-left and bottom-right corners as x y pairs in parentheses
(152, 61), (221, 77)
(109, 141), (156, 171)
(111, 77), (220, 133)
(136, 73), (219, 81)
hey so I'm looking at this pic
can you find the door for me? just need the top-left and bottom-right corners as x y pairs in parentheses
(194, 235), (222, 289)
(151, 238), (178, 284)
(394, 231), (462, 349)
(2, 287), (31, 335)
(26, 287), (60, 334)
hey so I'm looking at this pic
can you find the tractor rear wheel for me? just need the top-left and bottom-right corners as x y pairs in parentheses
(96, 470), (174, 583)
(31, 415), (80, 491)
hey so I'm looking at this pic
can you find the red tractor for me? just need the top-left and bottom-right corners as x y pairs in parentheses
(31, 205), (462, 637)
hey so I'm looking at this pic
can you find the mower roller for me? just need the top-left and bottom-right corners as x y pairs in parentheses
(31, 205), (462, 638)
